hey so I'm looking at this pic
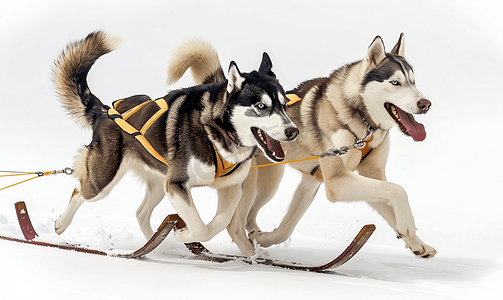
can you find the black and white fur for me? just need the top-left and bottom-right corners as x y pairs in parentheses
(175, 34), (437, 258)
(53, 31), (298, 244)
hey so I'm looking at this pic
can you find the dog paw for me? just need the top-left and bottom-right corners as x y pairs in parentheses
(248, 230), (278, 248)
(242, 247), (257, 258)
(402, 236), (437, 259)
(411, 243), (437, 259)
(173, 228), (193, 243)
(248, 230), (263, 244)
(54, 217), (64, 235)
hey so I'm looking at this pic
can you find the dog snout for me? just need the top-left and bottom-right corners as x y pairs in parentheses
(417, 99), (431, 113)
(285, 126), (299, 141)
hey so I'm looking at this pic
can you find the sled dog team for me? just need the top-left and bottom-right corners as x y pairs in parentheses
(53, 31), (436, 259)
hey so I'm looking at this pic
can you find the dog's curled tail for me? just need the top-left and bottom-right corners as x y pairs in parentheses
(166, 38), (226, 86)
(52, 31), (123, 129)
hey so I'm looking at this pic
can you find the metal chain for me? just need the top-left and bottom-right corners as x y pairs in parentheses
(312, 124), (374, 158)
(251, 124), (375, 166)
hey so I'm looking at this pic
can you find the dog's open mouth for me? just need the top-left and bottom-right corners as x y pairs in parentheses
(251, 127), (285, 162)
(384, 103), (426, 142)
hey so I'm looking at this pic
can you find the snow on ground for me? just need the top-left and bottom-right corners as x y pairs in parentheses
(1, 0), (502, 299)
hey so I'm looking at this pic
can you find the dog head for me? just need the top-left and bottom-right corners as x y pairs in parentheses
(359, 33), (431, 141)
(223, 53), (299, 162)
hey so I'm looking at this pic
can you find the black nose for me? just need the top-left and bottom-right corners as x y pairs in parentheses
(285, 127), (299, 140)
(417, 99), (431, 112)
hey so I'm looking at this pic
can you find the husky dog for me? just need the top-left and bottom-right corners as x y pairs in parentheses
(52, 31), (298, 245)
(174, 34), (437, 258)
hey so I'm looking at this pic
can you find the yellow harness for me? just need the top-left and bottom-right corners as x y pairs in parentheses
(108, 98), (240, 178)
(107, 94), (373, 180)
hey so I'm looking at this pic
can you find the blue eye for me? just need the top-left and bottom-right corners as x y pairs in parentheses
(390, 80), (401, 86)
(256, 103), (266, 109)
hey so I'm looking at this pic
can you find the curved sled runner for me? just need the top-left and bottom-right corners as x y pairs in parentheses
(1, 201), (374, 272)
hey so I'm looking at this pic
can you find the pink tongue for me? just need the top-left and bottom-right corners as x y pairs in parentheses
(266, 135), (274, 152)
(397, 108), (426, 141)
(264, 132), (285, 158)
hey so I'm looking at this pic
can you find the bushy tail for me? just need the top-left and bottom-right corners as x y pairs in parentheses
(166, 38), (226, 86)
(52, 31), (123, 129)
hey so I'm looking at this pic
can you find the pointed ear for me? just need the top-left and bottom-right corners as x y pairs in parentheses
(258, 52), (276, 78)
(227, 61), (245, 95)
(361, 36), (387, 73)
(390, 32), (405, 57)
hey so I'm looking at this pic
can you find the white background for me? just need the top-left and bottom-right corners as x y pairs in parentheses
(1, 0), (502, 299)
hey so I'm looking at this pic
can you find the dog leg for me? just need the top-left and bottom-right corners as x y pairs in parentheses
(136, 181), (165, 239)
(54, 173), (124, 235)
(54, 180), (124, 235)
(204, 184), (243, 240)
(171, 184), (243, 243)
(249, 173), (322, 247)
(167, 181), (208, 242)
(324, 172), (437, 258)
(245, 162), (285, 233)
(55, 145), (125, 235)
(54, 188), (86, 235)
(366, 201), (436, 258)
(227, 169), (259, 257)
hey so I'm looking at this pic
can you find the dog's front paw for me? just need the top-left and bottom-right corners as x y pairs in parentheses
(411, 243), (437, 259)
(414, 244), (437, 259)
(402, 235), (437, 259)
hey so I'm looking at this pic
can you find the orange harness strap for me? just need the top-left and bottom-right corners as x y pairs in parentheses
(285, 93), (302, 105)
(108, 98), (170, 166)
(212, 144), (241, 178)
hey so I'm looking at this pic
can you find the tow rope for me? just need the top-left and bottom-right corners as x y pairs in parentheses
(1, 94), (372, 190)
(0, 168), (73, 191)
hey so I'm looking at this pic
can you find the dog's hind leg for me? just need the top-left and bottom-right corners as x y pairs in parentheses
(249, 173), (322, 248)
(55, 136), (124, 235)
(54, 187), (86, 235)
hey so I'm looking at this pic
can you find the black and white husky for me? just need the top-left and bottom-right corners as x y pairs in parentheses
(53, 31), (298, 244)
(173, 34), (437, 259)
